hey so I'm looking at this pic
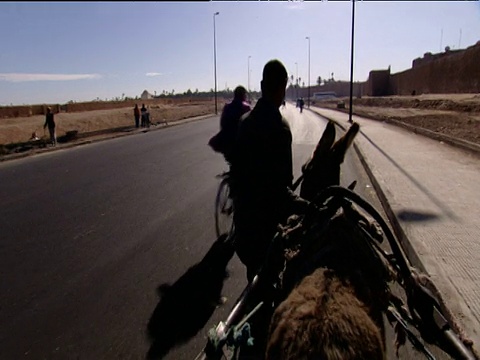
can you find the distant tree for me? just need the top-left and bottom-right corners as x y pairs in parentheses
(317, 76), (322, 86)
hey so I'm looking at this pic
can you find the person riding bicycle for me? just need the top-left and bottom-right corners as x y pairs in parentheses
(229, 60), (309, 283)
(208, 86), (251, 164)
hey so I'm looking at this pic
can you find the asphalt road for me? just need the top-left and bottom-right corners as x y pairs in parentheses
(0, 104), (442, 359)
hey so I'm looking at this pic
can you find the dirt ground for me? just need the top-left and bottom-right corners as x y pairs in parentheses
(316, 93), (480, 145)
(2, 94), (479, 156)
(0, 101), (216, 147)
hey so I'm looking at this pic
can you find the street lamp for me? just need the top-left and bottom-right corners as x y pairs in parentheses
(306, 36), (311, 108)
(348, 0), (355, 123)
(213, 11), (220, 115)
(295, 62), (298, 99)
(248, 55), (251, 93)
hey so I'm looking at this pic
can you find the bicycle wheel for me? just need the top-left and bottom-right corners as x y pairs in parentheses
(215, 178), (234, 238)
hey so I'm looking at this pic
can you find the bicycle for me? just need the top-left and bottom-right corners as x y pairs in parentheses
(215, 171), (235, 240)
(214, 171), (304, 242)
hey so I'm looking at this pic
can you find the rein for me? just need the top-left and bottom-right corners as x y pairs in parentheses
(276, 185), (393, 301)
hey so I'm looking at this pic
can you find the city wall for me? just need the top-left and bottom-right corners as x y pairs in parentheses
(365, 41), (480, 96)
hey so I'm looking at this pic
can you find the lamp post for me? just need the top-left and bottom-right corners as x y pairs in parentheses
(248, 55), (251, 93)
(348, 0), (355, 123)
(295, 62), (298, 99)
(213, 11), (220, 115)
(306, 36), (310, 108)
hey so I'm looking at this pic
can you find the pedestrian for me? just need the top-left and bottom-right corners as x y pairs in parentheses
(141, 104), (148, 127)
(43, 107), (56, 145)
(142, 107), (150, 128)
(134, 104), (140, 128)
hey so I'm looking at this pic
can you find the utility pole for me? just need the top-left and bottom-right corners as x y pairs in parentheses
(348, 0), (355, 123)
(248, 55), (251, 93)
(213, 12), (220, 114)
(306, 36), (311, 108)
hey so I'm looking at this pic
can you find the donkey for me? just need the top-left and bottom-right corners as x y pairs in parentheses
(265, 120), (391, 360)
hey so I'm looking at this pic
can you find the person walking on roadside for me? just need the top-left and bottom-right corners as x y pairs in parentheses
(134, 104), (141, 128)
(144, 106), (151, 128)
(141, 104), (151, 128)
(141, 104), (147, 127)
(43, 107), (56, 146)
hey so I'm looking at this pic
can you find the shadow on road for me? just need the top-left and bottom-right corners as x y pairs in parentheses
(396, 209), (440, 222)
(146, 234), (235, 359)
(358, 129), (458, 221)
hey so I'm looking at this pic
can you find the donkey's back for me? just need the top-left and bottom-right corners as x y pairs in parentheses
(267, 267), (385, 360)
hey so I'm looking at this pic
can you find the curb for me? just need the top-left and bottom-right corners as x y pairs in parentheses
(383, 117), (480, 156)
(309, 109), (427, 272)
(308, 107), (479, 352)
(0, 113), (216, 163)
(314, 106), (480, 156)
(352, 142), (426, 271)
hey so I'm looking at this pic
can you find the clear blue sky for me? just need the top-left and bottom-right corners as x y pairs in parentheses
(1, 1), (479, 105)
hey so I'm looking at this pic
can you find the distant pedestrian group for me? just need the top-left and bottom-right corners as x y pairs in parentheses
(133, 104), (151, 128)
(134, 103), (151, 128)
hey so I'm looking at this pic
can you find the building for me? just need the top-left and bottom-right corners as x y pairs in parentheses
(141, 90), (153, 100)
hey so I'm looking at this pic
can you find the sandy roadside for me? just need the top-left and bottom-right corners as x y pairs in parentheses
(315, 94), (480, 145)
(0, 102), (216, 146)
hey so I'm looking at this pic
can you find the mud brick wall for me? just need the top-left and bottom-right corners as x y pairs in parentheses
(390, 43), (480, 95)
(364, 42), (480, 96)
